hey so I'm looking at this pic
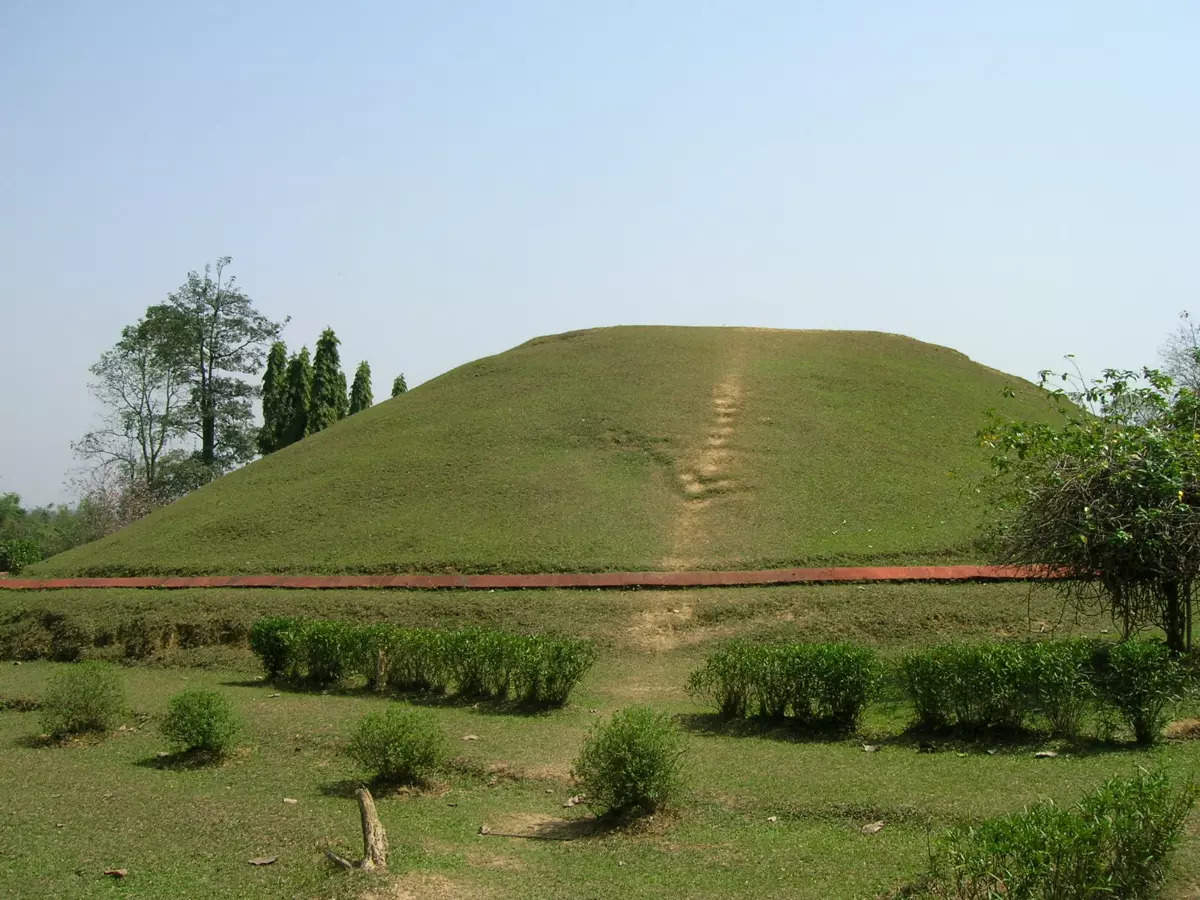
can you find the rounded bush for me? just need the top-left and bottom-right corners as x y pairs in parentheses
(571, 705), (686, 817)
(39, 661), (126, 736)
(160, 689), (241, 754)
(1095, 640), (1187, 745)
(346, 705), (448, 783)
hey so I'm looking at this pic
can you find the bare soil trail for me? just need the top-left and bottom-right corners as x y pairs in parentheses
(661, 344), (750, 570)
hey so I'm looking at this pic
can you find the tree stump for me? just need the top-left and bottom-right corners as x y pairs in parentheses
(325, 787), (388, 871)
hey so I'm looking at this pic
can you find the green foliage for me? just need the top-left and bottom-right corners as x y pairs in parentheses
(348, 360), (373, 414)
(160, 689), (241, 754)
(345, 705), (448, 783)
(246, 618), (596, 707)
(1094, 641), (1188, 745)
(280, 347), (313, 447)
(143, 257), (284, 470)
(248, 616), (305, 680)
(390, 373), (407, 397)
(0, 538), (42, 573)
(257, 341), (289, 455)
(39, 661), (125, 736)
(0, 492), (111, 573)
(687, 641), (881, 730)
(981, 365), (1200, 652)
(572, 706), (686, 817)
(930, 771), (1198, 899)
(308, 327), (348, 434)
(900, 639), (1189, 742)
(901, 642), (1036, 732)
(300, 619), (356, 687)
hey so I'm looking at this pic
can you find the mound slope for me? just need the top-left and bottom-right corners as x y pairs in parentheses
(32, 326), (1051, 577)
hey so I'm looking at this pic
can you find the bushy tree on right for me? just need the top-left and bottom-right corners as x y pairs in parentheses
(981, 365), (1200, 652)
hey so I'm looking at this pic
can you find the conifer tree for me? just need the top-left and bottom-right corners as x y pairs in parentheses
(280, 347), (313, 447)
(391, 373), (408, 397)
(309, 328), (348, 434)
(257, 341), (289, 454)
(349, 361), (373, 414)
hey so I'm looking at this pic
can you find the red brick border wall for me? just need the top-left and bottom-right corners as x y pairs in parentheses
(0, 565), (1062, 591)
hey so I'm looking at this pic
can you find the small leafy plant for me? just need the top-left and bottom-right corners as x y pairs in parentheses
(346, 705), (448, 784)
(571, 705), (686, 817)
(160, 689), (241, 755)
(39, 661), (126, 737)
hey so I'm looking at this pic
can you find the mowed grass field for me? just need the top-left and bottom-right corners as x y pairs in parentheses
(27, 327), (1055, 578)
(2, 583), (1198, 899)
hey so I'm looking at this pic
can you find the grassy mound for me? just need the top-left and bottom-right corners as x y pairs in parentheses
(30, 326), (1052, 577)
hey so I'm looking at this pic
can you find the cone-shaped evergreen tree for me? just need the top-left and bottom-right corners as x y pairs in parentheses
(279, 347), (312, 447)
(309, 328), (348, 434)
(348, 361), (373, 414)
(391, 373), (408, 397)
(257, 341), (289, 455)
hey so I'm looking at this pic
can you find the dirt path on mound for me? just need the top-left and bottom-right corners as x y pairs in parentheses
(660, 352), (747, 570)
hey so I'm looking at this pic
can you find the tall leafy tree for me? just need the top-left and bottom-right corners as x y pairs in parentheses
(280, 347), (313, 447)
(308, 327), (348, 433)
(73, 319), (190, 490)
(144, 257), (285, 471)
(348, 361), (374, 414)
(391, 373), (408, 397)
(257, 341), (289, 454)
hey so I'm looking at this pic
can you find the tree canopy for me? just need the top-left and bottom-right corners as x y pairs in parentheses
(980, 366), (1200, 651)
(144, 257), (284, 470)
(257, 341), (289, 455)
(309, 328), (348, 434)
(349, 361), (373, 414)
(391, 373), (408, 397)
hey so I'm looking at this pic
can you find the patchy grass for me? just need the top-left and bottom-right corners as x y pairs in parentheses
(1, 583), (1198, 898)
(27, 327), (1056, 577)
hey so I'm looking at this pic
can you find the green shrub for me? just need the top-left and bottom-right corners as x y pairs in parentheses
(1094, 641), (1188, 745)
(932, 771), (1197, 899)
(686, 640), (754, 718)
(516, 635), (598, 707)
(571, 705), (686, 817)
(0, 538), (42, 574)
(160, 689), (241, 755)
(39, 661), (126, 736)
(346, 705), (448, 783)
(301, 619), (357, 687)
(901, 642), (1042, 732)
(248, 616), (304, 680)
(388, 628), (451, 694)
(1028, 640), (1097, 738)
(688, 641), (880, 730)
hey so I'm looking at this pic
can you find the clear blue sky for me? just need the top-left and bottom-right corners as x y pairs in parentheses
(2, 1), (1197, 506)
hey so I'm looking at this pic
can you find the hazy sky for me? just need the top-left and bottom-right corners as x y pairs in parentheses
(2, 1), (1197, 507)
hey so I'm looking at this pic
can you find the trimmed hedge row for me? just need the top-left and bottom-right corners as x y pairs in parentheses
(249, 617), (596, 708)
(901, 639), (1190, 743)
(686, 640), (881, 731)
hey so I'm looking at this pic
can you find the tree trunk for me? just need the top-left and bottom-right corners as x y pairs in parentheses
(325, 787), (388, 871)
(201, 413), (215, 467)
(1163, 580), (1185, 655)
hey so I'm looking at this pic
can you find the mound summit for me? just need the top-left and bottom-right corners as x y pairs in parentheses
(32, 326), (1051, 577)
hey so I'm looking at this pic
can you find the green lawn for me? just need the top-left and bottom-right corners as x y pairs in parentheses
(1, 583), (1197, 899)
(27, 327), (1056, 577)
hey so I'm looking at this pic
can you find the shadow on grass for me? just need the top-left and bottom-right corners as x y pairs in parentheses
(219, 678), (566, 717)
(15, 730), (108, 749)
(677, 712), (855, 744)
(135, 748), (229, 770)
(877, 724), (1137, 758)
